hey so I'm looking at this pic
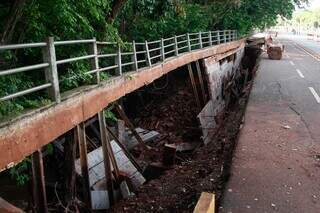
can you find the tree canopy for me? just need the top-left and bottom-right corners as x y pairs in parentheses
(0, 0), (308, 118)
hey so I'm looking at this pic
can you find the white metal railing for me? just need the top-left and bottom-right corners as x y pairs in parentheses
(0, 30), (237, 103)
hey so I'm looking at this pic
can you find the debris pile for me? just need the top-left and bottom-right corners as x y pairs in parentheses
(135, 87), (201, 149)
(265, 35), (284, 60)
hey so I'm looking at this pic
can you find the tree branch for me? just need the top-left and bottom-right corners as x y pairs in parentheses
(107, 0), (128, 24)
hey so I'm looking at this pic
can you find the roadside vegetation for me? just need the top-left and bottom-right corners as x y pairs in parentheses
(293, 7), (320, 29)
(0, 0), (308, 119)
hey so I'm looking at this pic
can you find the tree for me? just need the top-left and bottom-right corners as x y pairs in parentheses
(0, 0), (309, 118)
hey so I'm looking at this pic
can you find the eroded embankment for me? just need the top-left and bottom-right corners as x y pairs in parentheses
(112, 45), (261, 212)
(0, 41), (260, 212)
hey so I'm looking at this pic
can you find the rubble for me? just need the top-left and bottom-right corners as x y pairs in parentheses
(267, 44), (284, 60)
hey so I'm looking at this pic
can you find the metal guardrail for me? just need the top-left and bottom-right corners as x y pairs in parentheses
(0, 30), (237, 103)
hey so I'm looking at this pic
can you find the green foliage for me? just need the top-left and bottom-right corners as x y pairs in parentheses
(104, 106), (118, 122)
(119, 2), (210, 41)
(9, 144), (54, 186)
(9, 158), (31, 186)
(0, 0), (120, 119)
(0, 0), (306, 119)
(292, 7), (320, 28)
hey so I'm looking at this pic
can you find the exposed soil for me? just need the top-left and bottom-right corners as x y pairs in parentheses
(112, 76), (254, 212)
(134, 83), (201, 148)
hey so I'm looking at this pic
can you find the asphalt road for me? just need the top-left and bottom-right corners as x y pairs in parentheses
(277, 34), (320, 141)
(281, 34), (320, 55)
(220, 35), (320, 213)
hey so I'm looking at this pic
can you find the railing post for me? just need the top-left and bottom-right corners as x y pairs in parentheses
(199, 32), (203, 48)
(224, 30), (227, 43)
(217, 31), (221, 44)
(90, 37), (100, 83)
(145, 41), (152, 67)
(161, 38), (165, 61)
(209, 31), (212, 46)
(174, 35), (179, 56)
(187, 33), (191, 52)
(132, 41), (138, 71)
(115, 44), (122, 76)
(43, 37), (60, 103)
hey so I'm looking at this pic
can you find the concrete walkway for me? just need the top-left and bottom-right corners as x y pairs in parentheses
(220, 40), (320, 213)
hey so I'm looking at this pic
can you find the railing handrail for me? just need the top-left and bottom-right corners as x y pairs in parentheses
(0, 30), (237, 104)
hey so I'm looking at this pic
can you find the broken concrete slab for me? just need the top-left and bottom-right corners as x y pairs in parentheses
(75, 140), (146, 190)
(176, 142), (198, 152)
(123, 128), (160, 150)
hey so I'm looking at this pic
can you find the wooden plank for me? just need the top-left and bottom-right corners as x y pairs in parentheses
(0, 197), (24, 213)
(105, 125), (143, 173)
(187, 63), (201, 110)
(195, 61), (207, 105)
(98, 111), (115, 206)
(114, 104), (149, 151)
(193, 192), (215, 213)
(117, 120), (125, 146)
(162, 144), (176, 166)
(75, 140), (145, 189)
(31, 150), (48, 213)
(76, 123), (92, 208)
(64, 130), (77, 201)
(98, 113), (120, 181)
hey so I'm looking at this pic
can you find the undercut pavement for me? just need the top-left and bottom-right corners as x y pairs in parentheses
(220, 39), (320, 213)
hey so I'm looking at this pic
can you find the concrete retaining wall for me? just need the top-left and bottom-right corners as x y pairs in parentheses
(198, 47), (245, 144)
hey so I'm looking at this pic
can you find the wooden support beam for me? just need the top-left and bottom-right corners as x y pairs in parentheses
(76, 123), (92, 209)
(64, 130), (77, 201)
(98, 111), (115, 206)
(114, 104), (149, 152)
(31, 149), (48, 213)
(193, 192), (215, 213)
(195, 61), (207, 105)
(162, 144), (176, 166)
(187, 63), (201, 110)
(117, 119), (125, 145)
(105, 124), (143, 173)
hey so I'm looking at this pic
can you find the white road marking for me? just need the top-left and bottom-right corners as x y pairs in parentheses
(294, 42), (320, 62)
(290, 61), (295, 66)
(308, 87), (320, 104)
(296, 69), (305, 78)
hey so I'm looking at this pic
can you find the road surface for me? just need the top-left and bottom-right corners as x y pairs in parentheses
(220, 35), (320, 213)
